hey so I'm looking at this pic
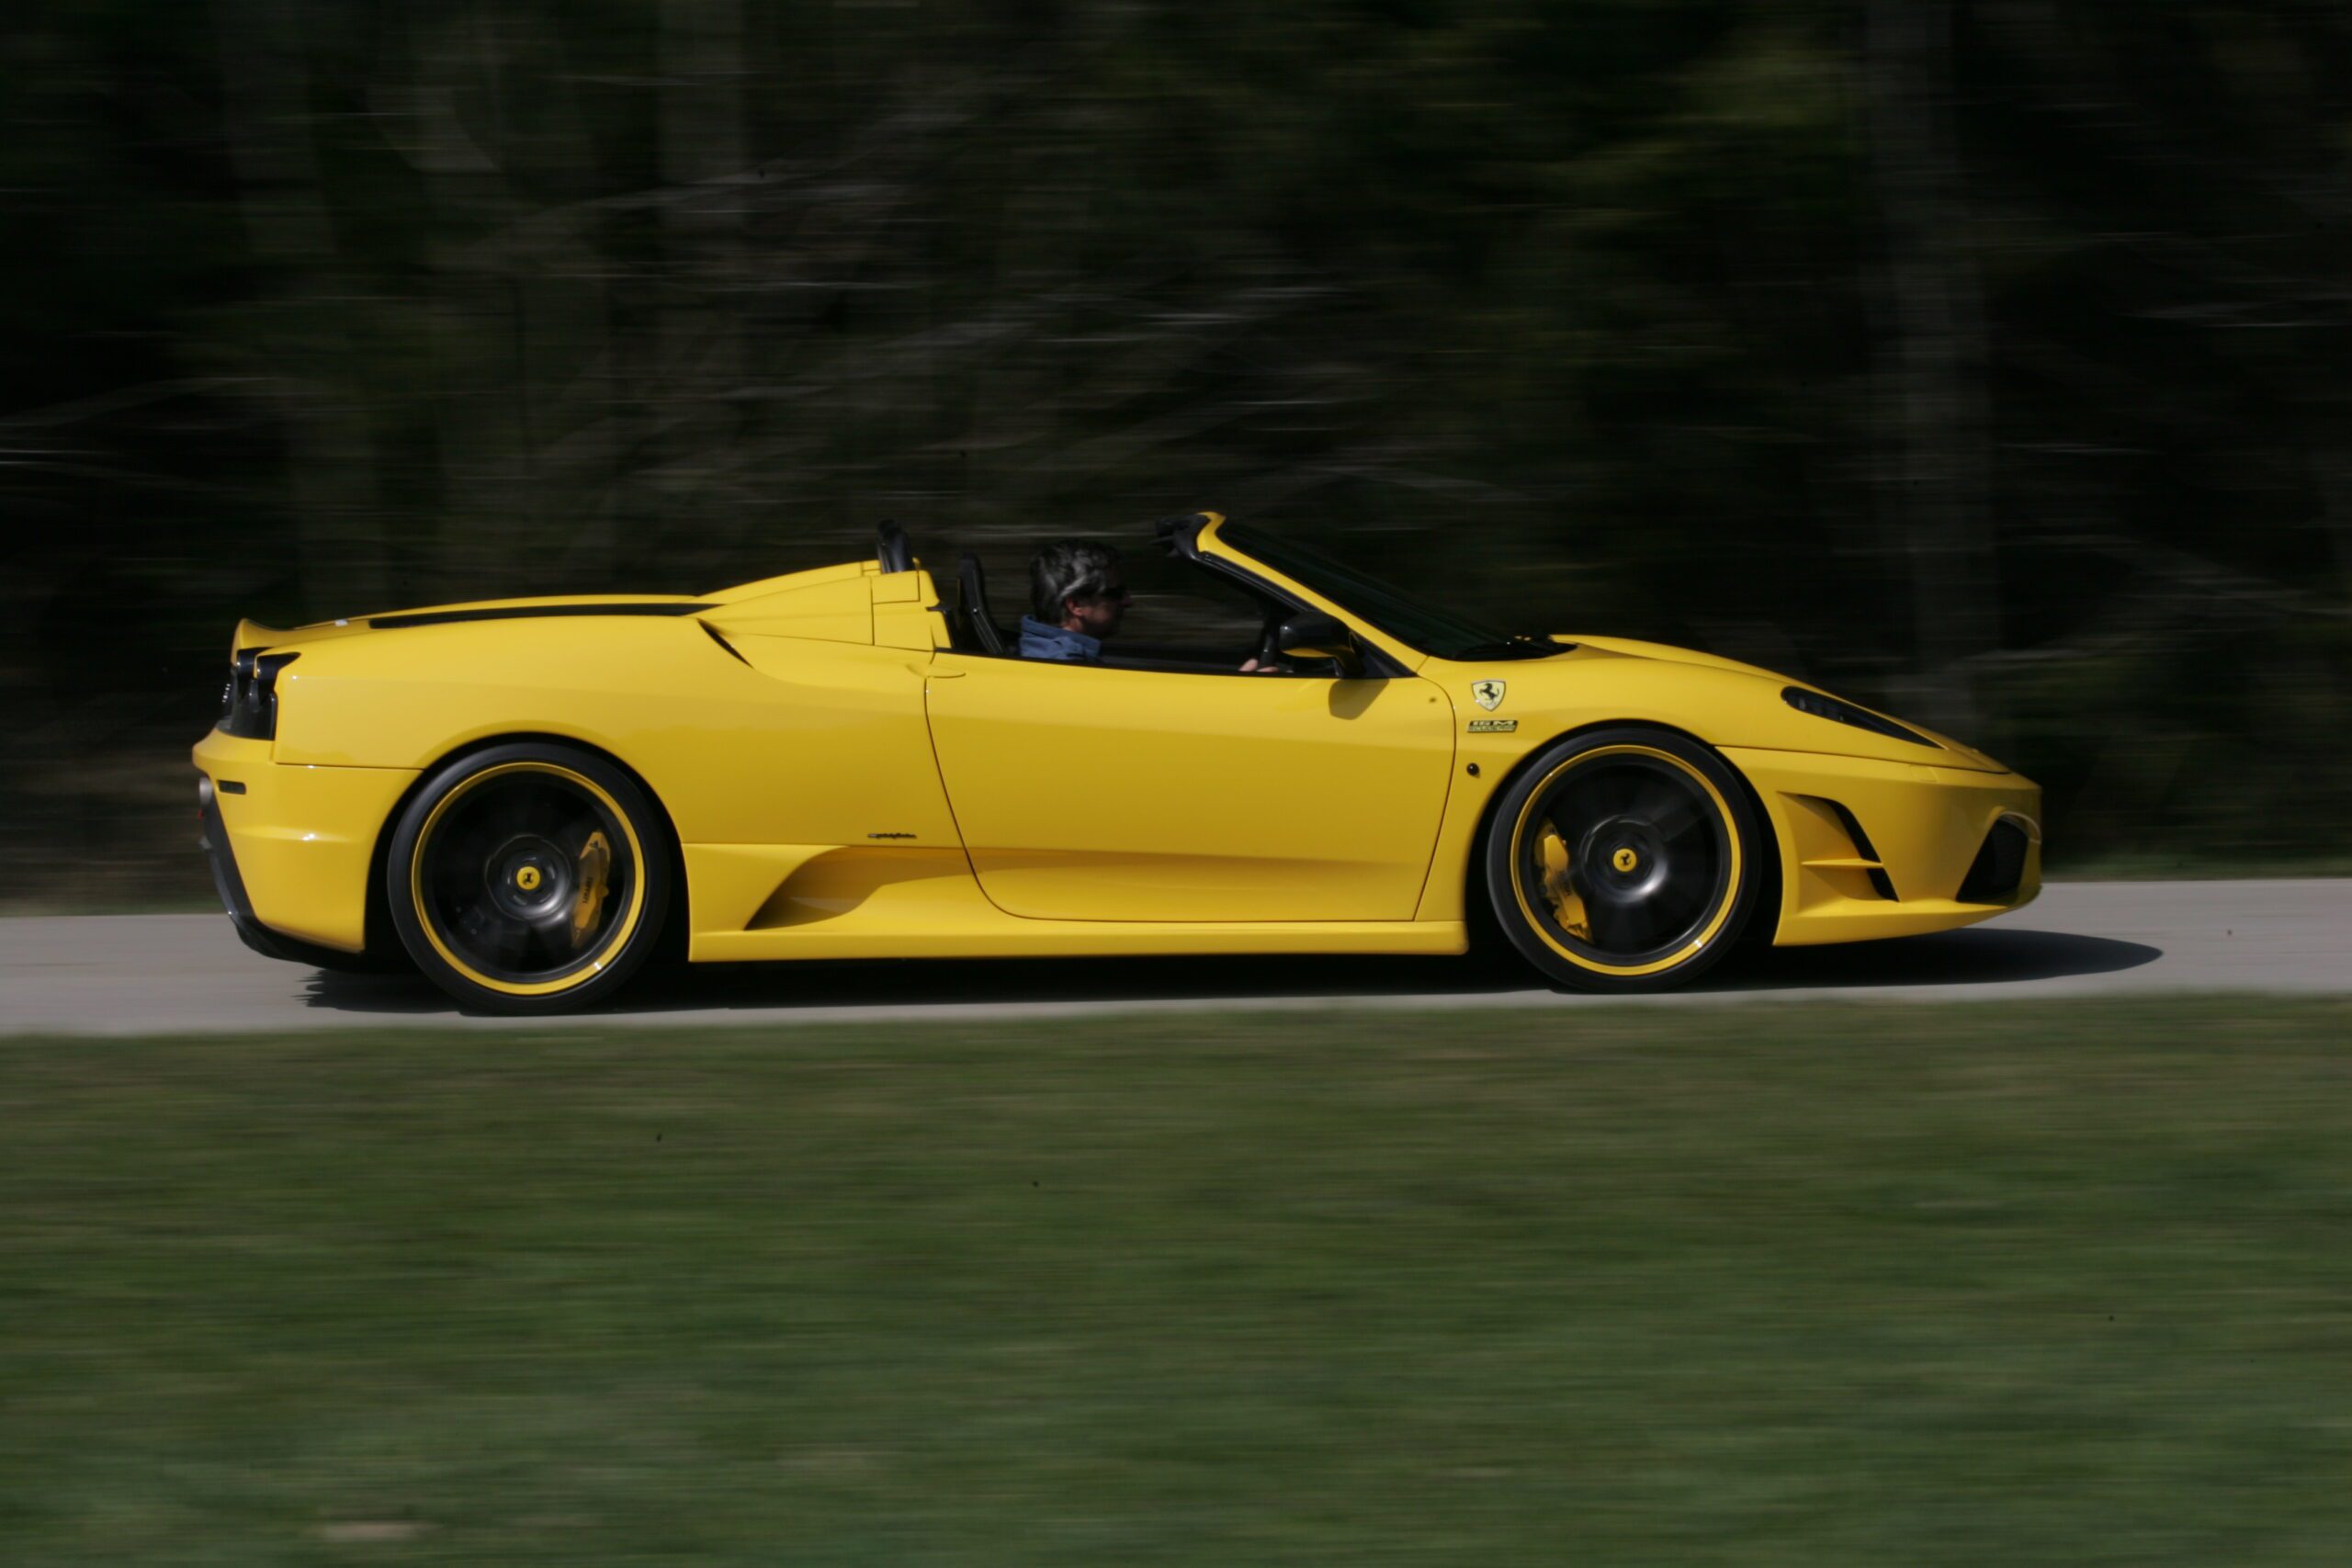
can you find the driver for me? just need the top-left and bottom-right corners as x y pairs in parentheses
(1018, 538), (1277, 671)
(1020, 539), (1128, 662)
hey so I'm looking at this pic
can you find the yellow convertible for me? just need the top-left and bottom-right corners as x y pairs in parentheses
(193, 513), (2040, 1012)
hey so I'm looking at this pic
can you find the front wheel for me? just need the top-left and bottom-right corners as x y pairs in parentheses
(387, 743), (673, 1014)
(1483, 728), (1763, 993)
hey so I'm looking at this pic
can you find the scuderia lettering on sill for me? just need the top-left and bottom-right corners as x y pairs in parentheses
(1468, 717), (1518, 732)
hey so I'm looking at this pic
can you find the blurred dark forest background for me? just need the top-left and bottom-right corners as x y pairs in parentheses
(6, 0), (2348, 905)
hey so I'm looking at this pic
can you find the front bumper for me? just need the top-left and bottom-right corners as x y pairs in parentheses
(1724, 747), (2042, 948)
(192, 729), (418, 954)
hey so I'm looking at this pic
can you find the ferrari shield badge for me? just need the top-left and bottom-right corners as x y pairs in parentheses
(1471, 679), (1507, 712)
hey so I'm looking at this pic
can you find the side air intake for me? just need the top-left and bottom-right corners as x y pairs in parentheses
(1957, 818), (2030, 905)
(1792, 795), (1897, 902)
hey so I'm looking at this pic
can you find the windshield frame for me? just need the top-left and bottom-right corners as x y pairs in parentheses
(1215, 522), (1557, 662)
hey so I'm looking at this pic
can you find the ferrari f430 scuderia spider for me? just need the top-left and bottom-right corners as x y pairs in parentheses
(194, 513), (2039, 1011)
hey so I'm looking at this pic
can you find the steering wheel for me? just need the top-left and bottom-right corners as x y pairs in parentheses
(1255, 616), (1283, 671)
(876, 520), (915, 574)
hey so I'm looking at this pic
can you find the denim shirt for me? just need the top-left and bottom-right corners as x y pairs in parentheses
(1018, 615), (1102, 664)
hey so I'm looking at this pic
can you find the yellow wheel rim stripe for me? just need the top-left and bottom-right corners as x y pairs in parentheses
(410, 761), (647, 998)
(1507, 744), (1741, 976)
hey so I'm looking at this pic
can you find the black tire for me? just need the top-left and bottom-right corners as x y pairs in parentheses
(386, 742), (673, 1014)
(1482, 727), (1765, 993)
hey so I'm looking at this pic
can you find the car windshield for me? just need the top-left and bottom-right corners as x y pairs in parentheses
(1219, 524), (1559, 661)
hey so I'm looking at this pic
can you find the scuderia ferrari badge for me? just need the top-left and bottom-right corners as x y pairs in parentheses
(1471, 679), (1507, 711)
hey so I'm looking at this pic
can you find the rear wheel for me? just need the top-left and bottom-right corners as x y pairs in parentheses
(1484, 728), (1762, 992)
(387, 743), (672, 1014)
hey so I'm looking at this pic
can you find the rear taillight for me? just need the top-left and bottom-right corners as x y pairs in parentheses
(219, 648), (298, 739)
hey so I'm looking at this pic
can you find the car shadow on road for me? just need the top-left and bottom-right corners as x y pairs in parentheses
(1701, 926), (2161, 992)
(300, 924), (2163, 1019)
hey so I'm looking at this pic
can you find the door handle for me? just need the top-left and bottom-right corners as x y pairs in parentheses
(930, 668), (966, 680)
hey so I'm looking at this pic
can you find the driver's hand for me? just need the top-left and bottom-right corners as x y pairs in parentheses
(1239, 657), (1281, 674)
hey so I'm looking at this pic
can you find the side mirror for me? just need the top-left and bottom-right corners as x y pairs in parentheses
(1276, 611), (1356, 673)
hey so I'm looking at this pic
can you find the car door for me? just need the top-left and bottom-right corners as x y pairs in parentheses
(922, 654), (1455, 921)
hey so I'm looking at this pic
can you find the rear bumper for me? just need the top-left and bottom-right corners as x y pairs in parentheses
(197, 773), (309, 963)
(1724, 748), (2042, 948)
(192, 730), (417, 954)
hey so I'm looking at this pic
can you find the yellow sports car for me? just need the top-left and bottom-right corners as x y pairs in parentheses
(194, 513), (2040, 1012)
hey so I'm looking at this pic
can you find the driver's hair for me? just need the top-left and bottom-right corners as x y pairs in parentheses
(1029, 539), (1124, 624)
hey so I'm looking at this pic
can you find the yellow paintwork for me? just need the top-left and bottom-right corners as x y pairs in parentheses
(926, 654), (1453, 920)
(191, 728), (414, 952)
(193, 513), (2040, 975)
(1725, 748), (2041, 943)
(702, 570), (874, 644)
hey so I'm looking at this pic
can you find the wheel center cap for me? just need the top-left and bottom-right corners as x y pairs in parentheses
(1578, 816), (1668, 904)
(485, 834), (572, 922)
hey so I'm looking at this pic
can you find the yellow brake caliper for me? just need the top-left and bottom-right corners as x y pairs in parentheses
(570, 830), (612, 951)
(1536, 824), (1590, 942)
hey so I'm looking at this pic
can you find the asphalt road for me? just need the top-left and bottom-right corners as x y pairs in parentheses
(2, 879), (2345, 1036)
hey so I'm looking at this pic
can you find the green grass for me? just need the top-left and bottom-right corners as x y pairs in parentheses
(5, 1000), (2350, 1565)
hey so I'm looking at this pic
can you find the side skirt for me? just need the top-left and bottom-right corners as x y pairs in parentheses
(683, 841), (1470, 963)
(693, 920), (1473, 964)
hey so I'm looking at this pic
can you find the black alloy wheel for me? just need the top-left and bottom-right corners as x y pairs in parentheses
(387, 742), (672, 1013)
(1484, 727), (1764, 992)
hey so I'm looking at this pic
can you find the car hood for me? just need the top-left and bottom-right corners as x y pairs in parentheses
(1554, 634), (1795, 683)
(1442, 632), (2012, 773)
